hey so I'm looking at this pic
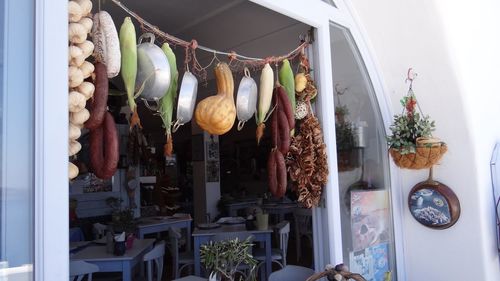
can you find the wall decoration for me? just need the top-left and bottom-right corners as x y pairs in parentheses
(408, 169), (460, 229)
(206, 161), (219, 183)
(351, 190), (390, 252)
(490, 142), (500, 251)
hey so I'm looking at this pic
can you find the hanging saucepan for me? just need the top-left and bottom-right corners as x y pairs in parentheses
(236, 67), (257, 131)
(136, 33), (171, 111)
(172, 70), (198, 132)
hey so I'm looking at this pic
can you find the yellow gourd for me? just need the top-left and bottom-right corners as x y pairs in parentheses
(195, 62), (236, 135)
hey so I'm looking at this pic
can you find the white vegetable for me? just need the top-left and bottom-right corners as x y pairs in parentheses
(92, 11), (121, 78)
(69, 162), (79, 180)
(69, 22), (87, 44)
(69, 123), (82, 140)
(69, 45), (84, 67)
(70, 108), (90, 125)
(68, 91), (86, 112)
(69, 140), (82, 156)
(77, 81), (95, 100)
(68, 1), (83, 23)
(79, 61), (94, 79)
(78, 17), (93, 34)
(69, 66), (84, 88)
(257, 63), (274, 123)
(75, 0), (92, 17)
(77, 40), (94, 59)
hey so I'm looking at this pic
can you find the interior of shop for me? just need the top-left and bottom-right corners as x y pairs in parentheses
(69, 1), (320, 280)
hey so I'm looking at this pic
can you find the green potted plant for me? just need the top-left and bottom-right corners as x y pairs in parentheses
(335, 104), (357, 171)
(387, 88), (447, 169)
(110, 208), (136, 234)
(200, 237), (257, 281)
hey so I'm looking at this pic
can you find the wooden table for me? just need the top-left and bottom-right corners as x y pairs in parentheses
(225, 200), (258, 217)
(70, 238), (155, 281)
(192, 224), (273, 280)
(262, 203), (298, 222)
(136, 216), (192, 250)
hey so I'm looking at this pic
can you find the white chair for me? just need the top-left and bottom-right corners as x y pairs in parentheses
(92, 223), (108, 240)
(254, 221), (290, 269)
(293, 208), (313, 262)
(70, 260), (99, 281)
(268, 265), (315, 281)
(143, 241), (166, 281)
(169, 228), (195, 279)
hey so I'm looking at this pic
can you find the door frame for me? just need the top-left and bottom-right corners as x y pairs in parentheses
(33, 0), (406, 280)
(34, 0), (69, 280)
(249, 0), (406, 278)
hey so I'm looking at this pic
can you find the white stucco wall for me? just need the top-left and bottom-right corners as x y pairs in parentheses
(348, 0), (500, 280)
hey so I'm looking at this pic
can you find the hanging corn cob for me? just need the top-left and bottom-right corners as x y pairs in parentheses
(119, 17), (141, 128)
(256, 63), (274, 144)
(159, 43), (179, 156)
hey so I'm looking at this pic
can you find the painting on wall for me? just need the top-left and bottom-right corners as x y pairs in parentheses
(206, 160), (219, 182)
(351, 190), (390, 252)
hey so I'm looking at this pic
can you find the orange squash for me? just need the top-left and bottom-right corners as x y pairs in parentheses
(195, 62), (236, 135)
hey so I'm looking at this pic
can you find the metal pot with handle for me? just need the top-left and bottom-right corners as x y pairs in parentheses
(172, 70), (198, 132)
(136, 33), (171, 110)
(236, 67), (257, 130)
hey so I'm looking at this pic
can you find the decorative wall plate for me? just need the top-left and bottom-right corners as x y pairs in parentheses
(408, 175), (460, 229)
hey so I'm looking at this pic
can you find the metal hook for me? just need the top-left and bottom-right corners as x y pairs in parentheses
(335, 83), (348, 96)
(405, 68), (418, 90)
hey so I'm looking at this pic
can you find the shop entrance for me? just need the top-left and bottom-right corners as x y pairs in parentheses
(69, 1), (319, 280)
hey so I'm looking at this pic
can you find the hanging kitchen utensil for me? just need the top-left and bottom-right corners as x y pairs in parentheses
(236, 67), (257, 131)
(136, 32), (171, 111)
(172, 70), (198, 132)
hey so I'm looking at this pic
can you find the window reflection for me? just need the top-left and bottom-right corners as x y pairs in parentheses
(330, 23), (396, 280)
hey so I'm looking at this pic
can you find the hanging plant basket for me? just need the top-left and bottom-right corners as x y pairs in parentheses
(387, 69), (447, 170)
(389, 137), (447, 169)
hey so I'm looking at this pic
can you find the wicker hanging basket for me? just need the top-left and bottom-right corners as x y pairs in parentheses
(388, 69), (448, 170)
(389, 137), (447, 169)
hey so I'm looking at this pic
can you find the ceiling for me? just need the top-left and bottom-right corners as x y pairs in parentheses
(101, 0), (309, 65)
(100, 0), (310, 139)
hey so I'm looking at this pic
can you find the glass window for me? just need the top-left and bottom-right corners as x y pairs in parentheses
(330, 23), (397, 280)
(0, 0), (35, 279)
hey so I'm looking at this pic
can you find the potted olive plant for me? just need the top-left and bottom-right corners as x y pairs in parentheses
(387, 84), (447, 169)
(200, 237), (257, 281)
(335, 104), (358, 171)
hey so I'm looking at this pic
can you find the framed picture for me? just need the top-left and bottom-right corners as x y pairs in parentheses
(408, 180), (460, 229)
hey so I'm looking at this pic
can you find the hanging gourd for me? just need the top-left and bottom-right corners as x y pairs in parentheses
(194, 62), (236, 135)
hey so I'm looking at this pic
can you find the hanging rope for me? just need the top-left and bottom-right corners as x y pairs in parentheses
(110, 0), (309, 78)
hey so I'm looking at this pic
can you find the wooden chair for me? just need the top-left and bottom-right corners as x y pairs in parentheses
(169, 228), (195, 279)
(143, 241), (166, 281)
(254, 220), (290, 278)
(293, 208), (313, 262)
(268, 265), (315, 281)
(70, 260), (99, 281)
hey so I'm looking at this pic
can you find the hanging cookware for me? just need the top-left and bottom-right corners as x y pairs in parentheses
(236, 67), (257, 131)
(172, 70), (198, 132)
(136, 32), (170, 110)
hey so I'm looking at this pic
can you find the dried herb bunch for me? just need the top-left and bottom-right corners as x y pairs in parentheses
(200, 237), (257, 281)
(387, 93), (435, 154)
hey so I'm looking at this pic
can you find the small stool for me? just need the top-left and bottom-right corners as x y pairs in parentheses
(173, 276), (207, 281)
